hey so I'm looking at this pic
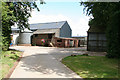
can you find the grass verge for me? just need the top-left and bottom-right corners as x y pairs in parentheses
(62, 55), (119, 78)
(0, 49), (22, 79)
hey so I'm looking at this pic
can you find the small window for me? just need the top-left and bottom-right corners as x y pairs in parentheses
(57, 39), (62, 42)
(48, 34), (52, 39)
(35, 34), (38, 37)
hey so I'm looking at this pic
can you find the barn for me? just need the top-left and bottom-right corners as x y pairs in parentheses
(30, 21), (72, 46)
(87, 26), (107, 52)
(11, 21), (79, 47)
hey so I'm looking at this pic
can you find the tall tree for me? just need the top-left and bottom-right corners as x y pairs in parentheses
(1, 1), (44, 50)
(81, 1), (120, 58)
(2, 2), (15, 50)
(105, 3), (120, 58)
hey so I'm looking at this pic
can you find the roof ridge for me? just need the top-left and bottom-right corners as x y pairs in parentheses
(29, 21), (67, 29)
(30, 21), (67, 25)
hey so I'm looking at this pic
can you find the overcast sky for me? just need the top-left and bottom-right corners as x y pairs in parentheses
(28, 1), (90, 36)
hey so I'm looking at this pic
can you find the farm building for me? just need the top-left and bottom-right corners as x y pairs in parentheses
(72, 36), (87, 47)
(87, 26), (107, 52)
(11, 21), (79, 47)
(51, 37), (79, 48)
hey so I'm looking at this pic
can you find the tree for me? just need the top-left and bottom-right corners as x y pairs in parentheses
(1, 1), (44, 50)
(2, 2), (15, 50)
(81, 1), (120, 58)
(106, 3), (120, 58)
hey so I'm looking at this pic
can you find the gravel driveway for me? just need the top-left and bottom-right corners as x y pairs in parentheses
(9, 46), (86, 79)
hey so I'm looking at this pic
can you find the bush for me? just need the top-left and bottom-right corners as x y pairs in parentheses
(2, 36), (11, 51)
(106, 11), (120, 58)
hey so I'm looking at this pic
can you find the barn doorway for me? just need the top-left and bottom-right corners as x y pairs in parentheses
(31, 33), (55, 46)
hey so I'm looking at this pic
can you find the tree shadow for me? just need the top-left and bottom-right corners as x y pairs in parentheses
(8, 49), (17, 51)
(19, 48), (81, 78)
(10, 46), (89, 78)
(9, 55), (20, 61)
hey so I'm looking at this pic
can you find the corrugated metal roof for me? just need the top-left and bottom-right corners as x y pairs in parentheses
(11, 21), (67, 31)
(34, 31), (55, 34)
(88, 26), (106, 33)
(24, 28), (33, 32)
(29, 21), (67, 30)
(55, 37), (78, 40)
(33, 29), (55, 34)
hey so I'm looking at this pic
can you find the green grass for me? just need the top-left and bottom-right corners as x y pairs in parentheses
(0, 49), (22, 79)
(62, 55), (119, 78)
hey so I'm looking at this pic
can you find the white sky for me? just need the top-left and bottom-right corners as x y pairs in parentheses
(28, 1), (90, 36)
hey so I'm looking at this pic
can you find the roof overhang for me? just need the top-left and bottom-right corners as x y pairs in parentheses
(33, 31), (55, 34)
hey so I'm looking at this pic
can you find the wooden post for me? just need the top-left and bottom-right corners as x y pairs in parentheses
(87, 32), (89, 51)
